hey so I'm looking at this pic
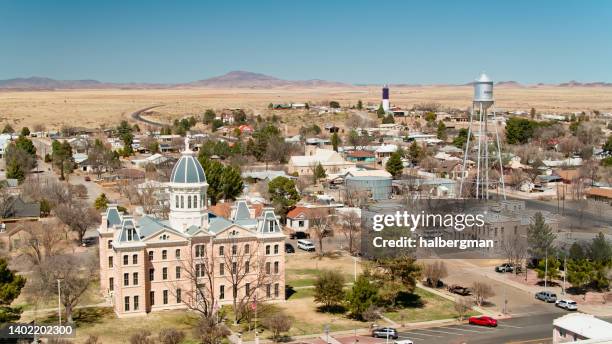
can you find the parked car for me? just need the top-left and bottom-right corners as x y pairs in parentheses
(426, 278), (444, 288)
(495, 263), (514, 273)
(285, 243), (295, 253)
(535, 291), (557, 303)
(448, 285), (471, 296)
(290, 232), (310, 240)
(297, 239), (316, 252)
(81, 237), (97, 247)
(468, 316), (498, 327)
(556, 299), (578, 311)
(393, 340), (413, 344)
(372, 328), (398, 339)
(84, 176), (91, 181)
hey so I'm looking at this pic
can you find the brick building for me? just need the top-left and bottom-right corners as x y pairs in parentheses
(98, 139), (285, 317)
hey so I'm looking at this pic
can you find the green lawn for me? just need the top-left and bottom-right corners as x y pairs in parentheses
(384, 288), (479, 323)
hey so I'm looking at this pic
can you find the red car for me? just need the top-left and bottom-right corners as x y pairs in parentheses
(468, 316), (497, 327)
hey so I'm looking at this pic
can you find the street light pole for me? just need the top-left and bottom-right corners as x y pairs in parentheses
(353, 256), (357, 282)
(544, 247), (548, 291)
(57, 279), (62, 326)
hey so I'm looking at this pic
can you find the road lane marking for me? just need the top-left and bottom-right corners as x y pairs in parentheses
(442, 327), (483, 333)
(456, 325), (497, 331)
(398, 335), (427, 341)
(497, 324), (523, 329)
(417, 328), (466, 335)
(399, 332), (439, 337)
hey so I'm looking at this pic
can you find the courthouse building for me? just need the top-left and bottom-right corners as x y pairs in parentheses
(98, 139), (285, 317)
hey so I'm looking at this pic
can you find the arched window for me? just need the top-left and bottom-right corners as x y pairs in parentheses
(175, 195), (179, 208)
(193, 195), (198, 208)
(187, 196), (191, 209)
(180, 196), (184, 208)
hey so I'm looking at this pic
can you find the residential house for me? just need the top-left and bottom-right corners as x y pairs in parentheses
(288, 148), (355, 176)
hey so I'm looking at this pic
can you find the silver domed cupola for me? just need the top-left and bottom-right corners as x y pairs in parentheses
(168, 137), (209, 231)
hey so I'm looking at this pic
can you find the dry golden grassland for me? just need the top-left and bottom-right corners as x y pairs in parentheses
(1, 86), (611, 130)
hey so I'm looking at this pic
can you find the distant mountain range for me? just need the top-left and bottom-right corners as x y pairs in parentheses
(0, 71), (349, 90)
(0, 72), (610, 90)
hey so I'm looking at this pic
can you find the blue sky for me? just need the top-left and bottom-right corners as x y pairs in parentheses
(1, 0), (611, 84)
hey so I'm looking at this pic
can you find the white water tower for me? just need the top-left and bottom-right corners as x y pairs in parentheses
(459, 73), (506, 200)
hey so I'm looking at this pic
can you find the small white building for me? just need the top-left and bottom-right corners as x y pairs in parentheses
(553, 313), (612, 343)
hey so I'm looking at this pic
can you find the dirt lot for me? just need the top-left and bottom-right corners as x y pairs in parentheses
(1, 85), (611, 130)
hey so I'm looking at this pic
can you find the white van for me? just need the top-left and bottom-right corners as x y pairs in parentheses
(297, 239), (316, 252)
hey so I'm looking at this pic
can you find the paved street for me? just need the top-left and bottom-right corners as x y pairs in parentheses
(394, 313), (612, 344)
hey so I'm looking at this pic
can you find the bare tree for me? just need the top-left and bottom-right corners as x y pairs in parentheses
(310, 216), (331, 255)
(27, 253), (98, 323)
(262, 312), (292, 342)
(158, 328), (185, 344)
(339, 210), (361, 254)
(195, 315), (230, 344)
(173, 247), (217, 319)
(84, 335), (101, 344)
(501, 233), (528, 275)
(423, 261), (448, 288)
(472, 282), (495, 306)
(54, 201), (100, 242)
(130, 330), (155, 344)
(18, 220), (68, 265)
(220, 240), (279, 324)
(454, 297), (472, 321)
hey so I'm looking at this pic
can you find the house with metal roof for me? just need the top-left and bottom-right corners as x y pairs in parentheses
(98, 138), (285, 317)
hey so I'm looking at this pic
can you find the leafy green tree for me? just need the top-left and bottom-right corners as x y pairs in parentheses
(424, 112), (436, 123)
(6, 157), (25, 183)
(313, 163), (326, 184)
(331, 132), (340, 152)
(94, 193), (109, 211)
(51, 140), (74, 180)
(250, 124), (282, 161)
(14, 136), (36, 157)
(160, 126), (172, 135)
(453, 128), (470, 148)
(376, 104), (385, 117)
(211, 119), (223, 132)
(0, 258), (26, 323)
(530, 108), (536, 119)
(505, 117), (537, 144)
(436, 121), (447, 140)
(20, 127), (30, 137)
(116, 120), (134, 155)
(382, 114), (395, 124)
(1, 124), (14, 134)
(329, 101), (340, 109)
(220, 165), (243, 202)
(567, 259), (594, 291)
(356, 100), (363, 110)
(407, 141), (422, 164)
(368, 255), (422, 306)
(569, 242), (585, 260)
(268, 176), (300, 220)
(385, 151), (403, 179)
(535, 256), (560, 281)
(346, 275), (378, 320)
(589, 232), (612, 264)
(527, 212), (555, 260)
(314, 270), (345, 310)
